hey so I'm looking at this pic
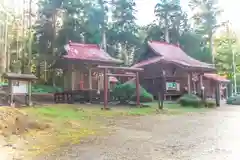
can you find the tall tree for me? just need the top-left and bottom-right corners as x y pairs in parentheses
(179, 31), (212, 63)
(110, 0), (140, 65)
(154, 0), (183, 43)
(214, 30), (240, 79)
(34, 0), (64, 82)
(189, 0), (222, 63)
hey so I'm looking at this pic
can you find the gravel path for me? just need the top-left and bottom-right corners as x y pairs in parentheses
(40, 106), (240, 160)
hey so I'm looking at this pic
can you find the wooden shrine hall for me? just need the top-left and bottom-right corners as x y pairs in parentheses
(53, 41), (142, 106)
(54, 41), (122, 90)
(131, 41), (230, 106)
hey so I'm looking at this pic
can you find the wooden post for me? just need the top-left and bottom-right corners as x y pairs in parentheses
(198, 74), (203, 93)
(103, 68), (108, 109)
(227, 83), (232, 98)
(199, 75), (203, 86)
(157, 92), (162, 109)
(88, 67), (92, 89)
(63, 70), (67, 90)
(187, 73), (192, 94)
(79, 72), (84, 90)
(215, 82), (220, 107)
(225, 85), (228, 99)
(71, 65), (75, 90)
(135, 72), (140, 106)
(97, 73), (100, 94)
(88, 67), (92, 103)
(66, 64), (72, 90)
(28, 81), (32, 106)
(8, 80), (13, 106)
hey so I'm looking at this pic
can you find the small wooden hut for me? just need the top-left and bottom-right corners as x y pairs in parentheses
(2, 73), (37, 106)
(132, 41), (217, 100)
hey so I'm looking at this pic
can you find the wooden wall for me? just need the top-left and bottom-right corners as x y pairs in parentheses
(139, 63), (190, 98)
(203, 78), (217, 98)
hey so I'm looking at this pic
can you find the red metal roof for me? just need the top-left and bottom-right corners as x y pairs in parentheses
(132, 41), (215, 71)
(132, 56), (164, 68)
(204, 73), (230, 83)
(63, 41), (122, 64)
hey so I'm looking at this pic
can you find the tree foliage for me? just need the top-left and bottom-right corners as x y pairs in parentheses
(214, 31), (240, 79)
(2, 0), (238, 85)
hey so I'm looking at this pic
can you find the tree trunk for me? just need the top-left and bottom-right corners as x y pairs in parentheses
(164, 16), (169, 43)
(44, 60), (47, 83)
(99, 0), (107, 51)
(28, 0), (32, 69)
(4, 15), (8, 73)
(37, 60), (41, 78)
(51, 11), (57, 86)
(102, 28), (107, 51)
(209, 31), (214, 64)
(21, 0), (26, 74)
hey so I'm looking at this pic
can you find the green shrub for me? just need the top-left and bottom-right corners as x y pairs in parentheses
(226, 95), (240, 105)
(112, 81), (153, 103)
(205, 100), (216, 108)
(130, 90), (154, 102)
(178, 94), (202, 107)
(32, 84), (63, 93)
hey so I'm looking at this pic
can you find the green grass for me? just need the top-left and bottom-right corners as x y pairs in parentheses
(142, 101), (208, 113)
(20, 102), (210, 157)
(23, 102), (209, 123)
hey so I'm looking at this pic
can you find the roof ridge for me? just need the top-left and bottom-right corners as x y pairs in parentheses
(146, 40), (215, 71)
(68, 41), (100, 49)
(132, 56), (163, 68)
(149, 41), (180, 48)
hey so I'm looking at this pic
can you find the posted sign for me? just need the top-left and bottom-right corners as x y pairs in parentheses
(12, 81), (28, 94)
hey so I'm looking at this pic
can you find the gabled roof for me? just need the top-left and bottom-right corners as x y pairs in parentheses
(63, 41), (122, 64)
(3, 73), (37, 81)
(204, 73), (230, 83)
(132, 41), (215, 72)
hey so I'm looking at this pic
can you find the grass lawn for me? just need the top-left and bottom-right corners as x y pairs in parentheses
(16, 102), (209, 157)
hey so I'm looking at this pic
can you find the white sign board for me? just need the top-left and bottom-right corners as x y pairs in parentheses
(12, 81), (28, 94)
(166, 82), (180, 91)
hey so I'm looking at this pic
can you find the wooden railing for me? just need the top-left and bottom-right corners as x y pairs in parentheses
(54, 89), (113, 104)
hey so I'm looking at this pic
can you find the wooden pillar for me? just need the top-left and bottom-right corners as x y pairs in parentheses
(28, 81), (32, 106)
(63, 70), (68, 90)
(199, 74), (203, 87)
(71, 65), (75, 90)
(66, 64), (72, 91)
(79, 72), (84, 90)
(135, 72), (140, 106)
(227, 83), (232, 98)
(198, 74), (203, 94)
(193, 82), (196, 93)
(103, 68), (108, 109)
(88, 67), (92, 103)
(225, 85), (228, 99)
(97, 73), (100, 94)
(215, 82), (220, 107)
(88, 67), (92, 90)
(8, 80), (13, 106)
(187, 73), (192, 94)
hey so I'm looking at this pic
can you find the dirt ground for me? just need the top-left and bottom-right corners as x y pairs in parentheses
(37, 105), (240, 160)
